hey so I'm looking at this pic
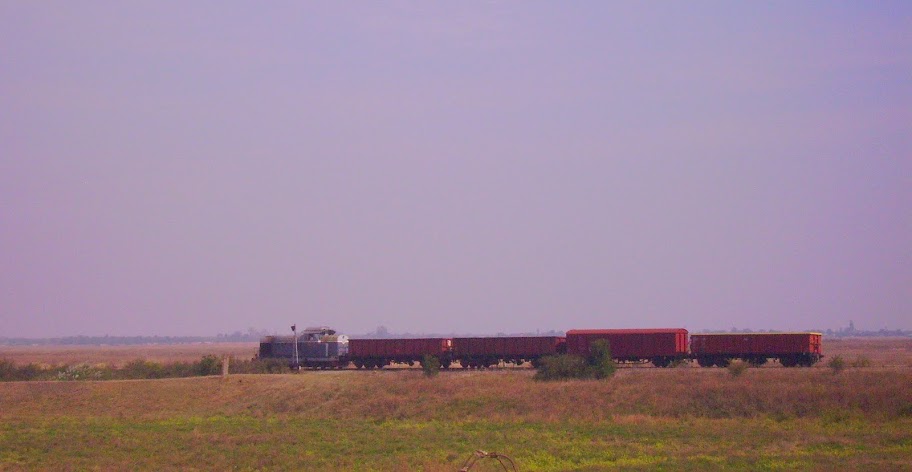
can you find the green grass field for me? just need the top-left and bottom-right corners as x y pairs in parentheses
(2, 366), (911, 471)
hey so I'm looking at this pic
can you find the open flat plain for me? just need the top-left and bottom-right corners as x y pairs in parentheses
(0, 342), (259, 367)
(1, 338), (910, 470)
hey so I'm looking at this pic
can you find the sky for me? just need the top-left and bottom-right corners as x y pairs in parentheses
(1, 2), (910, 337)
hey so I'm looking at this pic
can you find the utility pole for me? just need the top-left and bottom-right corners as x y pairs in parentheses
(291, 324), (300, 370)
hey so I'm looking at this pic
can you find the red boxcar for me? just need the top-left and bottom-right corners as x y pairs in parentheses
(347, 338), (453, 369)
(452, 336), (566, 368)
(565, 329), (689, 367)
(690, 333), (823, 367)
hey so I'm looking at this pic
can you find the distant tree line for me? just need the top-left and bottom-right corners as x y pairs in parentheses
(5, 321), (907, 347)
(700, 320), (911, 338)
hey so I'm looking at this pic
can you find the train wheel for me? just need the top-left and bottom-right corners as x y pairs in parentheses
(779, 357), (797, 367)
(651, 357), (671, 368)
(696, 357), (713, 368)
(714, 357), (731, 368)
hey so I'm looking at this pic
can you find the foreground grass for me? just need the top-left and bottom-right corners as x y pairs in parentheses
(2, 415), (909, 470)
(2, 369), (911, 470)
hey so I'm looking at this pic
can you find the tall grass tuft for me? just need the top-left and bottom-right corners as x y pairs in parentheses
(228, 357), (288, 374)
(827, 355), (846, 374)
(728, 360), (749, 377)
(851, 355), (872, 368)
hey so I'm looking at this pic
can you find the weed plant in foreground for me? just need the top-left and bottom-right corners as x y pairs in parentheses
(727, 360), (749, 377)
(827, 355), (847, 374)
(1, 368), (910, 470)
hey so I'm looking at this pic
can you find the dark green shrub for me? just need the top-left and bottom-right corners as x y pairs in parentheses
(535, 339), (617, 381)
(0, 359), (56, 382)
(0, 359), (14, 381)
(15, 363), (43, 381)
(193, 355), (221, 376)
(587, 340), (617, 379)
(534, 355), (591, 381)
(421, 355), (440, 377)
(121, 359), (165, 379)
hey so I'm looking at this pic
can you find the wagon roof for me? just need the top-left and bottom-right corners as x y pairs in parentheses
(452, 336), (565, 340)
(691, 332), (823, 336)
(349, 337), (452, 341)
(566, 329), (688, 335)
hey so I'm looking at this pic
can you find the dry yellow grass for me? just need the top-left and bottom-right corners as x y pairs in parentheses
(2, 367), (910, 422)
(2, 353), (911, 470)
(0, 337), (908, 471)
(0, 342), (258, 367)
(823, 337), (912, 367)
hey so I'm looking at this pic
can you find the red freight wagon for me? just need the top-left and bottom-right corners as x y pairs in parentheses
(452, 336), (566, 368)
(690, 333), (823, 367)
(565, 329), (689, 367)
(348, 338), (453, 369)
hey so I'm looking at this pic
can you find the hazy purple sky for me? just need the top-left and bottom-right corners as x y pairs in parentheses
(2, 2), (910, 337)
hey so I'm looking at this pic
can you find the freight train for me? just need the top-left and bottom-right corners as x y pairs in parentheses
(258, 327), (823, 370)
